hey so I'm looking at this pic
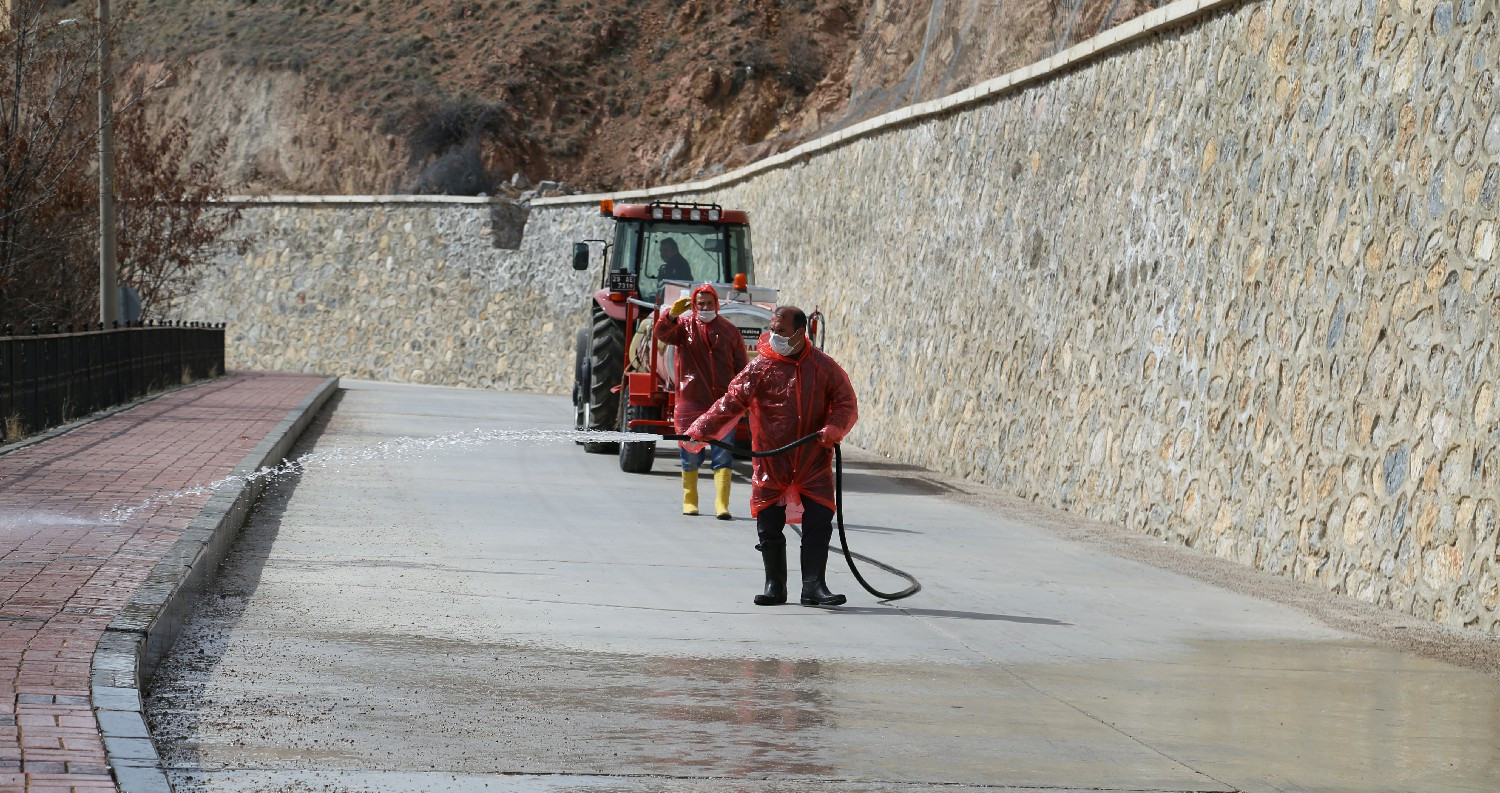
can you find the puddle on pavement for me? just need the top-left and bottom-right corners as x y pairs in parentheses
(152, 628), (1137, 787)
(149, 626), (1500, 792)
(152, 631), (848, 780)
(1012, 637), (1500, 793)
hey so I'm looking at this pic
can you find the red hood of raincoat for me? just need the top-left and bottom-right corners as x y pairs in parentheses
(690, 283), (720, 315)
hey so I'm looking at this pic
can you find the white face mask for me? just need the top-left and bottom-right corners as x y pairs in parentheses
(769, 332), (798, 356)
(696, 310), (716, 322)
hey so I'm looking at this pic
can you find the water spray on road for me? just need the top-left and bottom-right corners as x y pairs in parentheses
(101, 428), (662, 524)
(102, 427), (920, 604)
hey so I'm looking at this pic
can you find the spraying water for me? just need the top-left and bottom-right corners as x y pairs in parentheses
(0, 510), (99, 529)
(102, 428), (665, 524)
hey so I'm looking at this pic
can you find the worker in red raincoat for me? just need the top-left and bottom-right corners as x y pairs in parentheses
(654, 283), (749, 519)
(687, 305), (858, 607)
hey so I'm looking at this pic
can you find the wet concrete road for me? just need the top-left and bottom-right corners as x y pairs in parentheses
(146, 380), (1500, 793)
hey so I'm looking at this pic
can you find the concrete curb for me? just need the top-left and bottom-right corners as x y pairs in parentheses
(90, 376), (340, 793)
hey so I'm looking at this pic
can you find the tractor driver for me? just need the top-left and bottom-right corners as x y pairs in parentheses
(654, 283), (749, 519)
(686, 306), (858, 607)
(657, 238), (693, 283)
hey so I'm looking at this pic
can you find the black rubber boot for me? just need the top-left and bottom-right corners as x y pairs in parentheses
(799, 541), (846, 606)
(753, 543), (787, 606)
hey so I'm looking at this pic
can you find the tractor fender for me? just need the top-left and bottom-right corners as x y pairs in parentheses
(593, 288), (632, 322)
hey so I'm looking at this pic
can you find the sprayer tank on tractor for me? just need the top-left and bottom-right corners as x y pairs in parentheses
(570, 200), (777, 472)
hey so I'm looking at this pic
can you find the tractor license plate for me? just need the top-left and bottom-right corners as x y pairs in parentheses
(608, 271), (637, 293)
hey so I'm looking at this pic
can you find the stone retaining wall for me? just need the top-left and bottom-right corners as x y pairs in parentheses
(188, 198), (603, 391)
(185, 0), (1500, 634)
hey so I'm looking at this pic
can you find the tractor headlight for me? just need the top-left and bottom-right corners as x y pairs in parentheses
(651, 207), (664, 219)
(707, 209), (720, 221)
(689, 209), (701, 221)
(671, 208), (683, 220)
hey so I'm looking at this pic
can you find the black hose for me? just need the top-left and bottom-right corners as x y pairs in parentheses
(831, 444), (921, 600)
(662, 433), (921, 601)
(662, 432), (818, 458)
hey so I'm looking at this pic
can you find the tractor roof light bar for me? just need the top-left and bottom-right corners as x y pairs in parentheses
(599, 199), (744, 224)
(646, 200), (723, 222)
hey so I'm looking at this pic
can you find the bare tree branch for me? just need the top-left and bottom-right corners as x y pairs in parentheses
(0, 0), (243, 326)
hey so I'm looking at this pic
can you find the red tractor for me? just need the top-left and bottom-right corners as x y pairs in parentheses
(571, 200), (776, 472)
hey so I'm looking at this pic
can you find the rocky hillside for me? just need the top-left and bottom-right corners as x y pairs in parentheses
(93, 0), (1156, 195)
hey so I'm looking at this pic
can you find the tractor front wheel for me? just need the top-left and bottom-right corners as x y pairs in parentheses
(618, 403), (660, 473)
(583, 310), (624, 454)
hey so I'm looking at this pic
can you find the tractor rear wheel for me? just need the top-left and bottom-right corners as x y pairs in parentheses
(618, 403), (660, 473)
(583, 310), (624, 454)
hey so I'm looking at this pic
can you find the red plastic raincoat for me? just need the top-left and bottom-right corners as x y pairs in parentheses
(687, 334), (858, 521)
(652, 284), (750, 432)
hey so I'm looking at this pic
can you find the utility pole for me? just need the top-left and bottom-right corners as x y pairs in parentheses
(97, 0), (118, 327)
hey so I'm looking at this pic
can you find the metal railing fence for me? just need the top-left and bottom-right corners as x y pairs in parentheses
(0, 323), (225, 441)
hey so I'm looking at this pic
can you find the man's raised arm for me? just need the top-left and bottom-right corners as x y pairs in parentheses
(686, 367), (755, 444)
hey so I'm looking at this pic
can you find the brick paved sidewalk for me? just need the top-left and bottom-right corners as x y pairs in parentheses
(0, 372), (332, 793)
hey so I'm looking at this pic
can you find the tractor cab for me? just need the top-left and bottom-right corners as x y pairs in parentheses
(572, 200), (754, 305)
(571, 200), (775, 473)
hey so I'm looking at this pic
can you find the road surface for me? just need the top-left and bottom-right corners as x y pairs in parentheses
(145, 380), (1500, 793)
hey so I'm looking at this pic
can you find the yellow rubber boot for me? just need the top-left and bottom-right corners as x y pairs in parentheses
(681, 470), (700, 515)
(714, 468), (733, 520)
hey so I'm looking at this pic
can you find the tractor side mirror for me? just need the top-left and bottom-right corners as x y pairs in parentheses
(572, 242), (590, 271)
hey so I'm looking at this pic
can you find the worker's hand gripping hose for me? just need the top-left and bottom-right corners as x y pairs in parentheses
(663, 433), (921, 601)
